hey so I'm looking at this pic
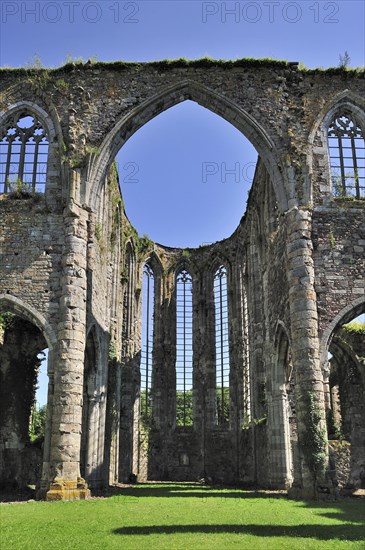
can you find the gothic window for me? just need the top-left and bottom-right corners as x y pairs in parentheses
(0, 113), (49, 193)
(328, 113), (365, 199)
(214, 265), (230, 424)
(140, 263), (154, 420)
(122, 243), (135, 354)
(175, 268), (193, 427)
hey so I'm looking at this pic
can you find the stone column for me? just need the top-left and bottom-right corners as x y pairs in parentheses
(45, 202), (90, 500)
(286, 207), (328, 499)
(267, 389), (293, 488)
(85, 394), (101, 485)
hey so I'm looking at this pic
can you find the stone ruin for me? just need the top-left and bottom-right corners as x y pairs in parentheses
(0, 59), (364, 500)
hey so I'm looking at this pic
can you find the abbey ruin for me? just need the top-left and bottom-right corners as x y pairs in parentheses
(0, 59), (364, 500)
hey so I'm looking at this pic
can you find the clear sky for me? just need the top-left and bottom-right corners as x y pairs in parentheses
(1, 1), (364, 404)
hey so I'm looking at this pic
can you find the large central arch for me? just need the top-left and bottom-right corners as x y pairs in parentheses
(85, 80), (288, 212)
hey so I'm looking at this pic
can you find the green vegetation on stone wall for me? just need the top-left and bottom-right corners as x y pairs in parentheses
(342, 321), (365, 334)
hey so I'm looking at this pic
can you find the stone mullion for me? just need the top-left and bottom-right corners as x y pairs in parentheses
(165, 271), (176, 429)
(286, 208), (328, 498)
(46, 203), (90, 500)
(204, 271), (216, 429)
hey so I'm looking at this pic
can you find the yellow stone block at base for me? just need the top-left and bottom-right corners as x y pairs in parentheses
(46, 478), (91, 501)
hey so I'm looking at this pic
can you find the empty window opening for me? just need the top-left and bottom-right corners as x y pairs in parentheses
(328, 113), (365, 199)
(117, 101), (257, 247)
(214, 265), (230, 424)
(29, 348), (48, 443)
(122, 244), (135, 351)
(175, 269), (193, 427)
(0, 113), (49, 193)
(140, 263), (154, 422)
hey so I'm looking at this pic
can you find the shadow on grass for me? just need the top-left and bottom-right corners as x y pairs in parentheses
(112, 523), (365, 540)
(299, 500), (365, 526)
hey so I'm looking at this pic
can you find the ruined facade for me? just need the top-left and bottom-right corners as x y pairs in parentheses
(0, 59), (364, 500)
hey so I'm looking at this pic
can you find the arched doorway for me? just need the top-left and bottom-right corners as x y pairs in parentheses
(0, 310), (49, 493)
(322, 307), (365, 492)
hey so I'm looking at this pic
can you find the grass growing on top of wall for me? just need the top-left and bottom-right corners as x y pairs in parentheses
(1, 484), (364, 549)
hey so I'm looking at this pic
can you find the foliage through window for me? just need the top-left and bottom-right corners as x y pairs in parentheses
(140, 263), (154, 424)
(175, 268), (193, 427)
(0, 113), (49, 193)
(214, 265), (230, 424)
(328, 113), (365, 199)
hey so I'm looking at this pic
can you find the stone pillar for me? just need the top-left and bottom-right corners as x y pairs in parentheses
(267, 389), (293, 488)
(85, 394), (101, 484)
(45, 202), (90, 500)
(286, 208), (328, 499)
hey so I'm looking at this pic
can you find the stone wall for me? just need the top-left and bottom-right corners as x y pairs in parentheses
(0, 59), (364, 499)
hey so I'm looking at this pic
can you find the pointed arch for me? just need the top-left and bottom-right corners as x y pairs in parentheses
(307, 91), (365, 203)
(140, 259), (155, 419)
(207, 252), (232, 279)
(0, 101), (63, 198)
(0, 294), (57, 350)
(309, 90), (365, 144)
(0, 101), (59, 144)
(268, 321), (294, 487)
(140, 250), (163, 279)
(213, 263), (231, 425)
(85, 80), (287, 212)
(320, 296), (365, 369)
(330, 336), (364, 383)
(122, 241), (136, 346)
(175, 265), (194, 427)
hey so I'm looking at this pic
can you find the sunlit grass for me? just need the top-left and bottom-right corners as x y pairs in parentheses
(1, 484), (364, 549)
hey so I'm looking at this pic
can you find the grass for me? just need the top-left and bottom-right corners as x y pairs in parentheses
(1, 484), (364, 549)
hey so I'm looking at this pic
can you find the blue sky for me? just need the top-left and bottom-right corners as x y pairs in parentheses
(1, 1), (364, 404)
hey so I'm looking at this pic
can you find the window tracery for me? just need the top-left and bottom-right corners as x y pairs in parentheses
(0, 113), (49, 193)
(328, 113), (364, 199)
(175, 268), (193, 427)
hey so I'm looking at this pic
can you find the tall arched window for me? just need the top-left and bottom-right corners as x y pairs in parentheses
(328, 112), (365, 199)
(175, 268), (193, 427)
(0, 112), (49, 193)
(140, 263), (154, 420)
(214, 265), (230, 424)
(122, 243), (135, 354)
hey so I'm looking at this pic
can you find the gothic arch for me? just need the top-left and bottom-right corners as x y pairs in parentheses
(309, 90), (365, 144)
(0, 294), (57, 350)
(320, 296), (365, 369)
(85, 80), (288, 212)
(139, 251), (163, 280)
(268, 322), (294, 487)
(330, 336), (364, 384)
(307, 92), (365, 202)
(0, 101), (58, 143)
(0, 100), (64, 201)
(208, 253), (232, 279)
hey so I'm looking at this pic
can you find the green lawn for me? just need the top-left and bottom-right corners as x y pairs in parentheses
(1, 484), (364, 549)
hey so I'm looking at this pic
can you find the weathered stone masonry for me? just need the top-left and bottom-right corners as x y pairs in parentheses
(0, 60), (364, 499)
